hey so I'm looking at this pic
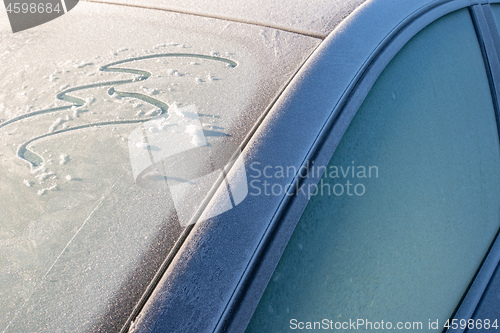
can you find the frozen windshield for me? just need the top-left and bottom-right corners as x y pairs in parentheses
(0, 2), (319, 331)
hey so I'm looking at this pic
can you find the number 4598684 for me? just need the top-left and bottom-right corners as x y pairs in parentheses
(444, 318), (498, 330)
(6, 2), (62, 14)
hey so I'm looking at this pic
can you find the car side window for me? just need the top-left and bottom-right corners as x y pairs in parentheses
(247, 8), (500, 332)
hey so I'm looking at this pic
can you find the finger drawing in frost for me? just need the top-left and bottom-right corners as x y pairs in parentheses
(0, 53), (237, 169)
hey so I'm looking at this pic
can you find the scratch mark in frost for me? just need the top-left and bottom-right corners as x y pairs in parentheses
(4, 183), (116, 331)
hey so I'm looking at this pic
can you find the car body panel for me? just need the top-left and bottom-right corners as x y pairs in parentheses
(130, 0), (500, 332)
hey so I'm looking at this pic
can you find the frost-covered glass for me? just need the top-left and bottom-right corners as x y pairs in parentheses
(247, 9), (500, 332)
